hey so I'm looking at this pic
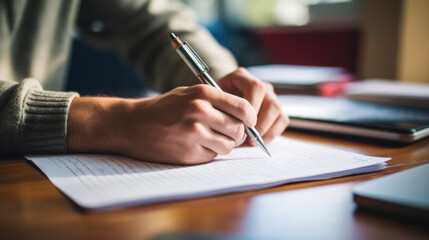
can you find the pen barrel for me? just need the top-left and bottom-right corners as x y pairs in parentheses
(176, 43), (207, 77)
(198, 72), (222, 91)
(245, 127), (270, 156)
(245, 127), (258, 141)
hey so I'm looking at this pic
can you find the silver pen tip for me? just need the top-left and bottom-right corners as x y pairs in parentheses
(246, 127), (271, 158)
(261, 143), (272, 158)
(254, 137), (271, 158)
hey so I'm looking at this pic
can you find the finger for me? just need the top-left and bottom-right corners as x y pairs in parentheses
(188, 145), (218, 165)
(262, 114), (290, 144)
(183, 94), (247, 147)
(168, 144), (218, 165)
(230, 68), (266, 113)
(264, 82), (275, 94)
(200, 146), (219, 162)
(204, 110), (246, 147)
(255, 94), (282, 136)
(201, 86), (257, 128)
(198, 124), (237, 155)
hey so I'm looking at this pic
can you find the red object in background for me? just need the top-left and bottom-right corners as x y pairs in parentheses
(318, 74), (353, 97)
(254, 26), (360, 74)
(247, 64), (355, 97)
(272, 74), (354, 97)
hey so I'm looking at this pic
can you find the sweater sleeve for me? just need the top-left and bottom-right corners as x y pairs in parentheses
(76, 0), (238, 93)
(0, 79), (79, 155)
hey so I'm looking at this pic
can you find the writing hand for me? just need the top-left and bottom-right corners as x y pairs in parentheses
(67, 85), (256, 165)
(217, 68), (289, 145)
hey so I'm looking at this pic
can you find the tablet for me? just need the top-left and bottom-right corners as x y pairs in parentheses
(353, 163), (429, 221)
(278, 95), (429, 143)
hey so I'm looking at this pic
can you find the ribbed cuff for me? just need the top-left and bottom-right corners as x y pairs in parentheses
(21, 89), (79, 154)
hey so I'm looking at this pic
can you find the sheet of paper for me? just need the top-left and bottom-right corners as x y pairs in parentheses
(25, 137), (389, 210)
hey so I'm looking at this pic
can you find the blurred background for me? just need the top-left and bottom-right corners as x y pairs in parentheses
(66, 0), (429, 97)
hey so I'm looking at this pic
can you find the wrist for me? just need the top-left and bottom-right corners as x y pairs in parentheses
(67, 96), (134, 154)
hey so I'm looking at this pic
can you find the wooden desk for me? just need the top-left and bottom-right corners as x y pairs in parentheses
(1, 131), (429, 240)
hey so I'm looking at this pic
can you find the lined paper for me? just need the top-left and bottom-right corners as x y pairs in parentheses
(26, 137), (389, 210)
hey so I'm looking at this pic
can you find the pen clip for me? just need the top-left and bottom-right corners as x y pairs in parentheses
(184, 42), (209, 72)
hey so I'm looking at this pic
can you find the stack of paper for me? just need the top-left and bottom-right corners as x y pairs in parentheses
(26, 137), (389, 210)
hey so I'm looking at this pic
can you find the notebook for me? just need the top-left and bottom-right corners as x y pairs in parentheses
(353, 163), (429, 221)
(25, 137), (388, 210)
(278, 95), (429, 143)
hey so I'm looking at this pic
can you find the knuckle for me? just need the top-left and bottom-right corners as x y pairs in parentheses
(265, 82), (274, 92)
(188, 122), (206, 137)
(227, 140), (235, 152)
(237, 67), (247, 74)
(193, 123), (206, 136)
(187, 100), (208, 117)
(221, 140), (235, 155)
(253, 80), (265, 90)
(189, 84), (210, 99)
(236, 100), (250, 118)
(238, 125), (247, 146)
(272, 102), (282, 112)
(238, 101), (257, 127)
(233, 124), (245, 141)
(282, 114), (290, 126)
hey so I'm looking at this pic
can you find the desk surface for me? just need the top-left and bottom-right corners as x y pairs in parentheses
(1, 131), (429, 240)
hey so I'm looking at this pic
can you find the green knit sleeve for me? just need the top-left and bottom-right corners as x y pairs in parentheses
(0, 79), (79, 155)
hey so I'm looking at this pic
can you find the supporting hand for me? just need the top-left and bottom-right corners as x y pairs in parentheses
(217, 68), (289, 145)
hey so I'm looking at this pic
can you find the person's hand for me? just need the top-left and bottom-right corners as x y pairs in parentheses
(67, 85), (257, 165)
(217, 67), (289, 145)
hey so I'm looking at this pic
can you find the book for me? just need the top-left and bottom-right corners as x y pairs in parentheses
(25, 137), (388, 210)
(278, 95), (429, 142)
(247, 64), (352, 96)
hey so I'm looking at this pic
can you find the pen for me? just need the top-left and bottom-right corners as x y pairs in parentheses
(168, 32), (271, 157)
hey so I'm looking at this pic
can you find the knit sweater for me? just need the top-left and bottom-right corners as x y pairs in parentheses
(0, 0), (237, 155)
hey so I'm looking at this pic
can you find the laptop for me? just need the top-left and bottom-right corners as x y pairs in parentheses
(278, 95), (429, 143)
(353, 163), (429, 221)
